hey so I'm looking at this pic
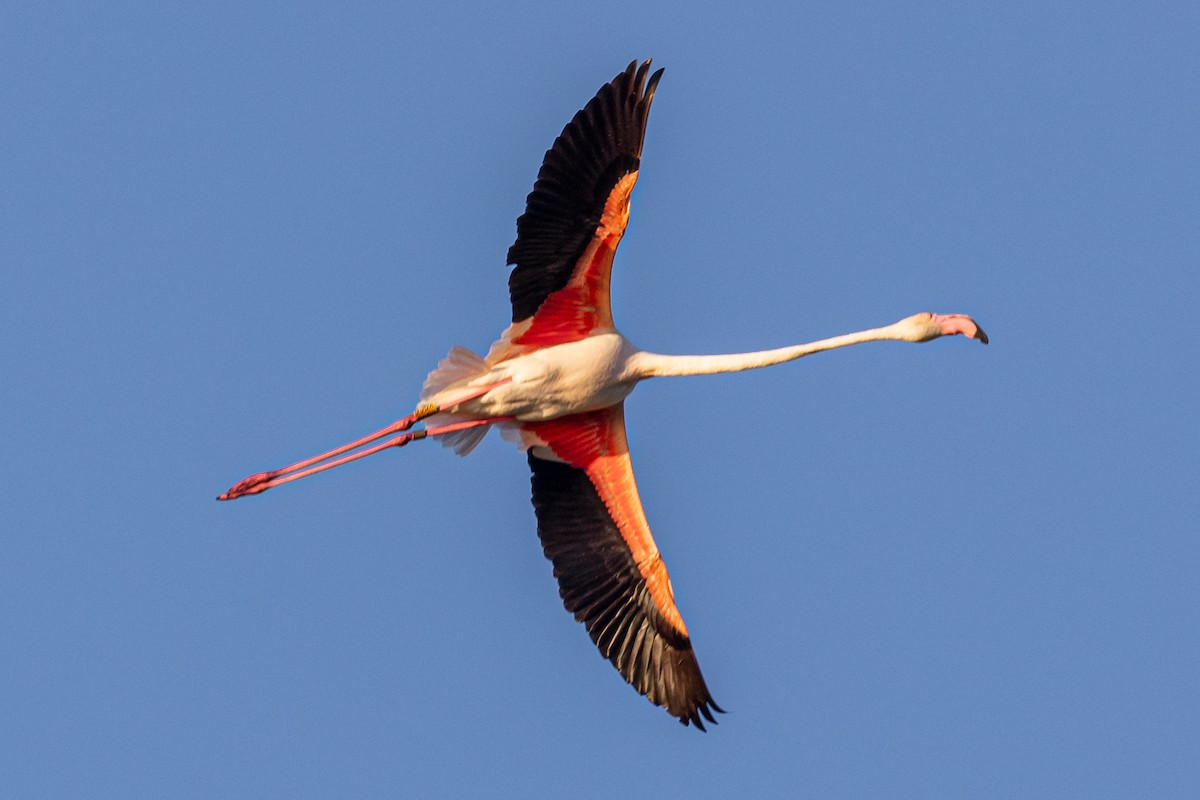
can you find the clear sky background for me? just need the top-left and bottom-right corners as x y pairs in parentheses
(4, 2), (1197, 797)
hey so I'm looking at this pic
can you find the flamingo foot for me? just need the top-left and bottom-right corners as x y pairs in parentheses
(218, 471), (280, 500)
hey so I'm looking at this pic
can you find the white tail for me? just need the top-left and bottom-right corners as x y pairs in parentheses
(422, 411), (490, 456)
(416, 346), (495, 455)
(420, 345), (489, 401)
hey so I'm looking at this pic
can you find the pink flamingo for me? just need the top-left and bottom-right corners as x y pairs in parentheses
(220, 61), (987, 729)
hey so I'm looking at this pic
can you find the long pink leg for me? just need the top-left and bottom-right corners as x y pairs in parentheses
(218, 416), (511, 499)
(218, 378), (512, 501)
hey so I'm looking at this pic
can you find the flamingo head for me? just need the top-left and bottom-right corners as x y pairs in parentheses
(894, 312), (989, 344)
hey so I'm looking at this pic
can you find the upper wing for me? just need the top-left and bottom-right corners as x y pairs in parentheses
(523, 405), (722, 729)
(504, 60), (663, 349)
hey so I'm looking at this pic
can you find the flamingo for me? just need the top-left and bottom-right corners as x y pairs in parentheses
(220, 60), (987, 730)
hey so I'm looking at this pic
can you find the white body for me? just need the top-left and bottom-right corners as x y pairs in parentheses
(426, 332), (642, 422)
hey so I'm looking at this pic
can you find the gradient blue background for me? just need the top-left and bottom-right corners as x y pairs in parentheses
(4, 2), (1197, 797)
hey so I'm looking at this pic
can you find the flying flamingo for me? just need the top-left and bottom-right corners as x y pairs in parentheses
(220, 60), (987, 730)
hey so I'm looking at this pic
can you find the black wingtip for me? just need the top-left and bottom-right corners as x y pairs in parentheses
(645, 66), (665, 105)
(625, 59), (664, 104)
(680, 697), (725, 731)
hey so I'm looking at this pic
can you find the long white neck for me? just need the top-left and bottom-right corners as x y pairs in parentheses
(630, 324), (901, 379)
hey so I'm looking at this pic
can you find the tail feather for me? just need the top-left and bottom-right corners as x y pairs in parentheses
(424, 412), (490, 456)
(418, 346), (494, 456)
(420, 346), (489, 401)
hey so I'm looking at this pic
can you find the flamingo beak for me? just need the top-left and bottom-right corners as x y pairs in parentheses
(931, 313), (989, 344)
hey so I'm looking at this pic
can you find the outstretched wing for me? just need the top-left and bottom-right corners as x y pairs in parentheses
(523, 405), (722, 729)
(503, 60), (663, 351)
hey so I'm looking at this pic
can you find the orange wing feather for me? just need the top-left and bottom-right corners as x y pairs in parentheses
(511, 171), (638, 347)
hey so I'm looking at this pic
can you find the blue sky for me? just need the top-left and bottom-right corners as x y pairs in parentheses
(3, 1), (1197, 797)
